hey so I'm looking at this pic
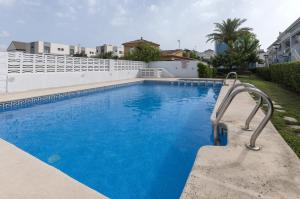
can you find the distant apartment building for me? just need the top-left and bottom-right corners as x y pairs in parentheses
(215, 41), (228, 55)
(198, 49), (215, 60)
(7, 41), (96, 57)
(96, 44), (124, 57)
(267, 17), (300, 64)
(81, 47), (96, 57)
(122, 37), (160, 56)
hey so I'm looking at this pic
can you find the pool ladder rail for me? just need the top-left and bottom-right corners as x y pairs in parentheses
(213, 72), (274, 151)
(223, 71), (237, 86)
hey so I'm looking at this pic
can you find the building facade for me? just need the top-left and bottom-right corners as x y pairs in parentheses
(198, 49), (215, 60)
(96, 44), (124, 58)
(7, 41), (96, 57)
(122, 37), (160, 56)
(215, 42), (228, 55)
(267, 17), (300, 64)
(81, 47), (96, 57)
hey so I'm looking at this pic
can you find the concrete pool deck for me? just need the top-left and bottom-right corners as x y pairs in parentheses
(181, 81), (300, 199)
(0, 78), (299, 199)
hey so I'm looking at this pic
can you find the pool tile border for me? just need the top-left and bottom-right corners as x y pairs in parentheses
(0, 79), (222, 113)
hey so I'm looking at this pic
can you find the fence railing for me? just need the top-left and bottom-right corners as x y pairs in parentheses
(3, 52), (146, 74)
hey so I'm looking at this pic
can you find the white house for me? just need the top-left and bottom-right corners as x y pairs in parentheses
(267, 17), (300, 64)
(7, 41), (97, 57)
(96, 44), (124, 57)
(81, 47), (97, 57)
(198, 49), (215, 60)
(254, 49), (267, 68)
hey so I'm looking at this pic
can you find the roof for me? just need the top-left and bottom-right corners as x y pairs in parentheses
(122, 37), (160, 46)
(161, 49), (182, 55)
(203, 49), (214, 53)
(160, 54), (194, 60)
(10, 41), (27, 50)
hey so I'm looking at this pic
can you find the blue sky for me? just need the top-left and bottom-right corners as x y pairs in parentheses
(0, 0), (299, 51)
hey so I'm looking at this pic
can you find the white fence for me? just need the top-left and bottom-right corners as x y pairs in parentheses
(0, 52), (147, 93)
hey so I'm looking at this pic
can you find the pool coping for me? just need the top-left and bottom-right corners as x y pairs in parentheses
(181, 80), (300, 199)
(0, 78), (221, 199)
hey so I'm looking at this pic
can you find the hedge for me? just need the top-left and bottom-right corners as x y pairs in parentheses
(197, 62), (216, 78)
(257, 62), (300, 93)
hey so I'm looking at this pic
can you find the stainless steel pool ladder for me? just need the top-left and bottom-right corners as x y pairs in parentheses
(223, 72), (237, 86)
(213, 86), (274, 151)
(216, 82), (256, 117)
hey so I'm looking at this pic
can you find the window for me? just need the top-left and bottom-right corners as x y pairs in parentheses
(44, 46), (50, 54)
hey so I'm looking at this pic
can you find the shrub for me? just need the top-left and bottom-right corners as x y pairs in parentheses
(256, 62), (300, 93)
(256, 67), (271, 81)
(197, 62), (215, 78)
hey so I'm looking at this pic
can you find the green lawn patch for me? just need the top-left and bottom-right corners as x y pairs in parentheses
(239, 75), (300, 158)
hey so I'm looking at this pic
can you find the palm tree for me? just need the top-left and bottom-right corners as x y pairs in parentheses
(228, 33), (261, 69)
(206, 18), (252, 44)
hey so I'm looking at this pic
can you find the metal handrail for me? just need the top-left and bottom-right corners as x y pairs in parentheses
(213, 87), (273, 150)
(224, 72), (237, 86)
(216, 83), (255, 116)
(243, 96), (263, 131)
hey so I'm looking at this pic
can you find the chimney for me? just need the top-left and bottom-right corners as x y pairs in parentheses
(141, 37), (143, 40)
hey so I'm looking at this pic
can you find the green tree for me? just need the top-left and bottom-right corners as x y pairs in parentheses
(206, 18), (252, 44)
(126, 43), (160, 62)
(207, 18), (261, 71)
(227, 33), (261, 70)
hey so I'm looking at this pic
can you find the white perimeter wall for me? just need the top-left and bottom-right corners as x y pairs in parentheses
(0, 52), (146, 93)
(149, 60), (200, 78)
(6, 71), (140, 93)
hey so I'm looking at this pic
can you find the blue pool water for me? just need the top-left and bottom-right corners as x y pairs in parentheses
(0, 82), (221, 199)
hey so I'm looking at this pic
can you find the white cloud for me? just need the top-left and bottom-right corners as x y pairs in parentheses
(87, 0), (98, 14)
(110, 5), (131, 26)
(1, 0), (300, 51)
(16, 19), (26, 24)
(0, 0), (41, 7)
(0, 0), (15, 6)
(148, 4), (158, 12)
(21, 0), (41, 6)
(0, 30), (10, 38)
(55, 4), (77, 20)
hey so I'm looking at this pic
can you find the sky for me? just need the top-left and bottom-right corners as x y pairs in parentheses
(0, 0), (299, 52)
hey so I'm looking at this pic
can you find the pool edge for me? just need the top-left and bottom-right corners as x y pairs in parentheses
(181, 80), (300, 199)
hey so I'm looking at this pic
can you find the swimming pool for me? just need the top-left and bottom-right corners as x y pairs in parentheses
(0, 81), (221, 199)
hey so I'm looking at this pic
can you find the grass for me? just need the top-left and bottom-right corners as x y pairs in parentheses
(239, 75), (300, 158)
